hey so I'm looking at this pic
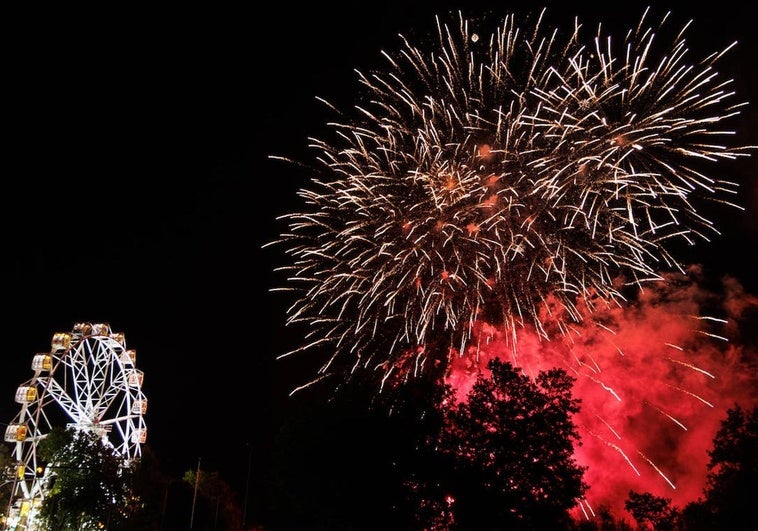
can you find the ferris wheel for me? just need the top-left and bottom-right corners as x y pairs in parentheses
(2, 322), (147, 528)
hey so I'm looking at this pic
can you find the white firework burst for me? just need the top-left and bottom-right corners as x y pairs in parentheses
(267, 8), (752, 386)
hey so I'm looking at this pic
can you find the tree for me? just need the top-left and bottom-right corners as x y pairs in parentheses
(624, 404), (758, 531)
(0, 443), (13, 525)
(264, 381), (416, 530)
(678, 501), (714, 531)
(36, 427), (136, 530)
(695, 403), (757, 530)
(182, 465), (243, 530)
(411, 358), (588, 530)
(121, 444), (172, 531)
(570, 504), (634, 530)
(624, 491), (678, 530)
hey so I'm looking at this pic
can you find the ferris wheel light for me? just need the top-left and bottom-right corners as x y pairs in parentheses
(127, 370), (144, 388)
(14, 386), (37, 404)
(132, 399), (148, 414)
(131, 428), (147, 444)
(91, 323), (111, 336)
(31, 354), (52, 372)
(4, 424), (27, 442)
(72, 322), (92, 335)
(121, 349), (136, 366)
(50, 333), (71, 351)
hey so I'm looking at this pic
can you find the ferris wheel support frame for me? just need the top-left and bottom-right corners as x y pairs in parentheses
(1, 322), (147, 531)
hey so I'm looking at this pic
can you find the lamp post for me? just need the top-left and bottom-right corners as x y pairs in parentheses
(190, 457), (201, 530)
(242, 443), (252, 530)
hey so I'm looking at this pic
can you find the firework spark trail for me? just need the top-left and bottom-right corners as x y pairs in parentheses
(665, 382), (714, 407)
(638, 451), (677, 490)
(644, 400), (689, 431)
(595, 415), (622, 440)
(666, 356), (716, 378)
(577, 498), (596, 520)
(587, 430), (641, 476)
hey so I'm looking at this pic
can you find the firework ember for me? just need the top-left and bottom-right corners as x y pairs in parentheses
(269, 8), (751, 382)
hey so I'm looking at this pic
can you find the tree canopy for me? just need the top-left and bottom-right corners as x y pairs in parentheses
(36, 427), (136, 530)
(695, 403), (757, 530)
(408, 358), (589, 530)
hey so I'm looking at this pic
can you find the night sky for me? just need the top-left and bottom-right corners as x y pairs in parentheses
(2, 0), (756, 525)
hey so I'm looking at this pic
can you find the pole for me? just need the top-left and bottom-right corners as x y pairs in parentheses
(160, 483), (169, 530)
(190, 457), (201, 530)
(242, 443), (252, 530)
(3, 467), (19, 531)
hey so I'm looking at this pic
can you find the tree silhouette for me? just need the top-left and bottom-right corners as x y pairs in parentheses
(410, 358), (588, 530)
(687, 403), (757, 530)
(0, 443), (13, 525)
(570, 504), (634, 530)
(624, 491), (678, 530)
(182, 465), (243, 530)
(122, 444), (171, 531)
(264, 380), (415, 530)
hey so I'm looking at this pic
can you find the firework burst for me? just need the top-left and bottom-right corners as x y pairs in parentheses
(267, 7), (752, 386)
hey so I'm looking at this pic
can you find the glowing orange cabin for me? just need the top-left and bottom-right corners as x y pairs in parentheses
(131, 428), (147, 444)
(91, 323), (111, 336)
(32, 354), (53, 372)
(127, 370), (144, 388)
(73, 322), (92, 335)
(132, 399), (148, 414)
(51, 333), (71, 351)
(121, 349), (136, 366)
(14, 386), (37, 404)
(4, 424), (28, 443)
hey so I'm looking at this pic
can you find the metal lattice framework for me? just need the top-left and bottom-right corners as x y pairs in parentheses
(2, 322), (147, 530)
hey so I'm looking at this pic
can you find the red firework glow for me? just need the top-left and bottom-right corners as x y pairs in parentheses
(444, 266), (758, 518)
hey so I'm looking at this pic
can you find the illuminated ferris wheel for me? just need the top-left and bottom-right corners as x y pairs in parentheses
(2, 322), (147, 529)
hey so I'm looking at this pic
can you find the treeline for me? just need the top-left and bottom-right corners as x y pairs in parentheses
(1, 362), (755, 530)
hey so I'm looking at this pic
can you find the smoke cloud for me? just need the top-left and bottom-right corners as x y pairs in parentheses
(445, 265), (758, 518)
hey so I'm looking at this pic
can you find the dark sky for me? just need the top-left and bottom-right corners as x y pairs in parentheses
(1, 0), (756, 522)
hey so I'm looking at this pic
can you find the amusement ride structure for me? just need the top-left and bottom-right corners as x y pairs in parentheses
(1, 322), (147, 530)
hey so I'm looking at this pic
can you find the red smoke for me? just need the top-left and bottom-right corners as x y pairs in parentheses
(444, 265), (758, 519)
